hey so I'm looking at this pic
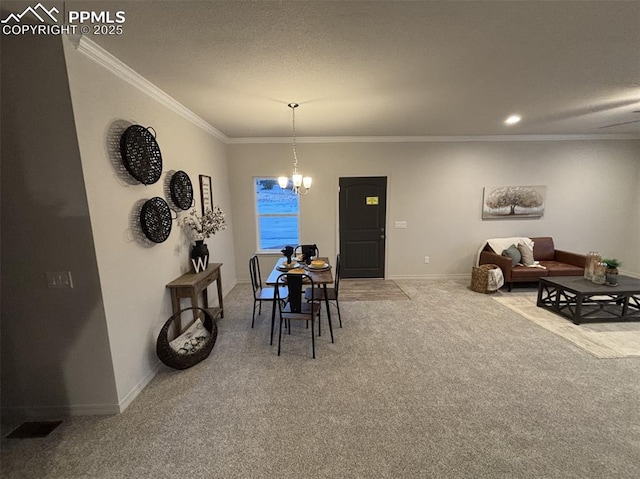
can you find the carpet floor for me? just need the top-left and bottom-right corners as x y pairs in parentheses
(2, 279), (639, 478)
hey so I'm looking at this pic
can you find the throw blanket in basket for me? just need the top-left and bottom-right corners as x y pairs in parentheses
(487, 267), (504, 291)
(169, 318), (211, 355)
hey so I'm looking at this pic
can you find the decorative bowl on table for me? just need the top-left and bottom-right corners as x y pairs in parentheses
(308, 260), (330, 270)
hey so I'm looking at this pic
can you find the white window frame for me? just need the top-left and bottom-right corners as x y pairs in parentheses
(254, 177), (300, 253)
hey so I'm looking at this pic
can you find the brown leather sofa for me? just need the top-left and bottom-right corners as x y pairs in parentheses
(479, 236), (586, 291)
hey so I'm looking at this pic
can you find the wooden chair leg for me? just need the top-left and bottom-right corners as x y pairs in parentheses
(311, 318), (315, 359)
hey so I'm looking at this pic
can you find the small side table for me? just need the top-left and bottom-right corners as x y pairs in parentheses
(166, 263), (224, 335)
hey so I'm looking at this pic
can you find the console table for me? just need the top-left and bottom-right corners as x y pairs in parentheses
(537, 275), (640, 325)
(166, 263), (224, 334)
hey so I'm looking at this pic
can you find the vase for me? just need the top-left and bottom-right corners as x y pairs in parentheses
(191, 240), (209, 273)
(592, 261), (606, 285)
(605, 268), (619, 286)
(584, 251), (601, 281)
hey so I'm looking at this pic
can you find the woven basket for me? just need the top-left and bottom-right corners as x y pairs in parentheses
(140, 197), (172, 243)
(120, 125), (163, 185)
(471, 264), (500, 294)
(157, 307), (218, 370)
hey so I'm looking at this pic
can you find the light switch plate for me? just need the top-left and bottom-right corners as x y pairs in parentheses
(394, 221), (407, 229)
(46, 271), (73, 289)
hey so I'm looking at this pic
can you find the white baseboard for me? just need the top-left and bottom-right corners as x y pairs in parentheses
(222, 279), (237, 296)
(388, 274), (470, 280)
(116, 360), (164, 413)
(240, 274), (472, 282)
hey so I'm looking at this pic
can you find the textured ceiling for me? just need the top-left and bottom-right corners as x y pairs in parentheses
(38, 1), (640, 137)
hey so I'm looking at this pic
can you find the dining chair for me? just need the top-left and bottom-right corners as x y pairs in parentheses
(305, 253), (342, 327)
(275, 273), (322, 359)
(249, 255), (287, 329)
(294, 244), (319, 261)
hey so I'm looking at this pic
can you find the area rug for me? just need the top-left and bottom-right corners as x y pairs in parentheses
(493, 294), (640, 358)
(339, 279), (411, 301)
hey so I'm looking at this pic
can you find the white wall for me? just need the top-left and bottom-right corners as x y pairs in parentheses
(62, 36), (236, 409)
(229, 140), (640, 281)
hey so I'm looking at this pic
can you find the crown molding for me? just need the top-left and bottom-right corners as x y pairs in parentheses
(228, 133), (640, 144)
(67, 36), (640, 145)
(70, 35), (229, 143)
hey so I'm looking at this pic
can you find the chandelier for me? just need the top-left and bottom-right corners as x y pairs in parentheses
(278, 102), (312, 195)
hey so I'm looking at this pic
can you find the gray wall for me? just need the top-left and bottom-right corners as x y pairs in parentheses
(1, 34), (118, 418)
(229, 140), (640, 281)
(62, 36), (237, 408)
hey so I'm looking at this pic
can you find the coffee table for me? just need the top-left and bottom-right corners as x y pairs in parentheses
(537, 275), (640, 325)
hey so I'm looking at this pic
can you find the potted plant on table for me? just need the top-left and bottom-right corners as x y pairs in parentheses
(183, 206), (227, 273)
(602, 258), (621, 286)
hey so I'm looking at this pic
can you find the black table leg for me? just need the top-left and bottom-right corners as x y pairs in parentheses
(324, 284), (334, 343)
(536, 282), (544, 306)
(574, 292), (583, 325)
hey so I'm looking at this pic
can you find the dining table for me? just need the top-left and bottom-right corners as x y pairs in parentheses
(265, 256), (335, 345)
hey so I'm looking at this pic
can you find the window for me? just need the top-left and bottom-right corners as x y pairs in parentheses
(255, 177), (299, 251)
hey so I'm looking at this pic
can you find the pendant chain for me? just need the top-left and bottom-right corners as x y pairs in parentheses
(291, 106), (298, 172)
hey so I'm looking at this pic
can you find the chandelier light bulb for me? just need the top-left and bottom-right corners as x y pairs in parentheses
(292, 173), (303, 187)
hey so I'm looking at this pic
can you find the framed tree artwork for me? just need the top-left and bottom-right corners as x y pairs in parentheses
(199, 175), (213, 214)
(482, 185), (546, 219)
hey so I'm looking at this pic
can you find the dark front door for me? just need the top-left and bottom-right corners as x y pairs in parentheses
(339, 177), (387, 278)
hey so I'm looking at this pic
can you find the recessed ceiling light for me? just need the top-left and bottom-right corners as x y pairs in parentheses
(505, 114), (521, 125)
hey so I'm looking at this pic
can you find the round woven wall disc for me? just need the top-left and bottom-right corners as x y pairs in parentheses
(170, 170), (194, 210)
(140, 197), (172, 243)
(120, 125), (163, 185)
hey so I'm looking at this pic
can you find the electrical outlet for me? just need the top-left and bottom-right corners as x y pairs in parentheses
(424, 256), (430, 264)
(46, 271), (74, 289)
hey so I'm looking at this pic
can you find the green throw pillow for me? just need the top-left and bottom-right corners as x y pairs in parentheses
(502, 244), (521, 266)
